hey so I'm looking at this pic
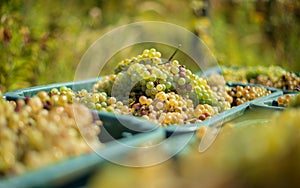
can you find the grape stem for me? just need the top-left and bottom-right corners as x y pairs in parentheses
(159, 44), (182, 65)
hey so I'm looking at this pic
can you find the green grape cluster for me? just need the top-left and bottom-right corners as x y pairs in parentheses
(110, 48), (218, 107)
(221, 66), (300, 92)
(109, 48), (232, 125)
(222, 67), (248, 84)
(114, 48), (162, 74)
(0, 91), (102, 177)
(92, 74), (116, 96)
(112, 58), (172, 102)
(246, 66), (287, 80)
(46, 87), (131, 115)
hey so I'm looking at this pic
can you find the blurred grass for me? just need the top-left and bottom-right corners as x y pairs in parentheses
(1, 0), (300, 92)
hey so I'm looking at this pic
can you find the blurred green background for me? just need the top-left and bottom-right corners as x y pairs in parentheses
(1, 0), (300, 92)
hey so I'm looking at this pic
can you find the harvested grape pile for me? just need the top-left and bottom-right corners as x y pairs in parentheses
(221, 66), (300, 92)
(206, 74), (271, 106)
(0, 92), (102, 177)
(275, 94), (294, 107)
(27, 48), (272, 126)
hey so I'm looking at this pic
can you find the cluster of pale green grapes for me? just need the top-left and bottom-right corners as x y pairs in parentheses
(221, 66), (300, 92)
(222, 66), (286, 83)
(96, 48), (218, 106)
(222, 67), (248, 84)
(113, 48), (162, 74)
(0, 91), (102, 177)
(91, 74), (116, 96)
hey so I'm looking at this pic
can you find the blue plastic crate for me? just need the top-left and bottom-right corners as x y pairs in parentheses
(250, 93), (297, 111)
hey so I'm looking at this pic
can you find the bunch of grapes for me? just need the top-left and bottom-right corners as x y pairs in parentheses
(0, 91), (102, 177)
(275, 94), (293, 107)
(222, 67), (248, 84)
(110, 48), (218, 106)
(221, 66), (300, 92)
(205, 73), (272, 108)
(92, 74), (116, 96)
(133, 92), (218, 125)
(108, 48), (230, 124)
(227, 85), (271, 106)
(205, 73), (232, 111)
(272, 73), (300, 91)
